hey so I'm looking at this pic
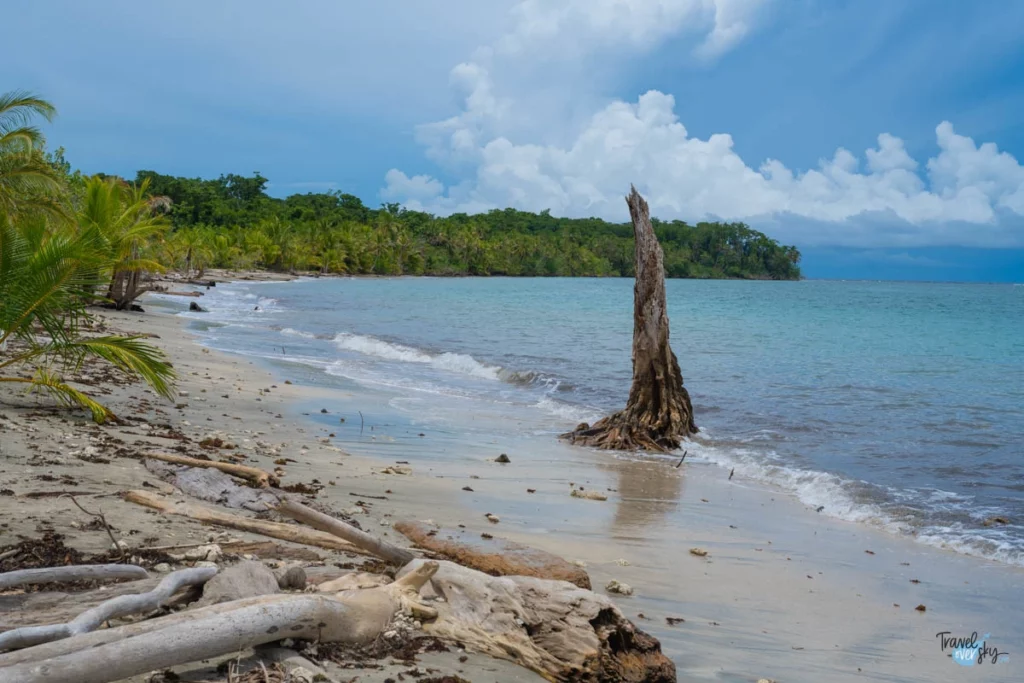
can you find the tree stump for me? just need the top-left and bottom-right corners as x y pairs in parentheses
(561, 186), (697, 451)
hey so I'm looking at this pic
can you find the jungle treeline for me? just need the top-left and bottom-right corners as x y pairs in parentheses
(136, 170), (802, 280)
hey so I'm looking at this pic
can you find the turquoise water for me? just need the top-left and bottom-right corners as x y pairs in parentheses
(164, 277), (1024, 565)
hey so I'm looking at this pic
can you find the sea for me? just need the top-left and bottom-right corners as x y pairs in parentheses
(156, 277), (1024, 568)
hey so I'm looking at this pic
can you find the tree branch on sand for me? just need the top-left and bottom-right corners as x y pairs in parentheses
(562, 186), (697, 451)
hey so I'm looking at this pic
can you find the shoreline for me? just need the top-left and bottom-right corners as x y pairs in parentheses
(164, 282), (1022, 682)
(173, 273), (1024, 570)
(2, 296), (1022, 681)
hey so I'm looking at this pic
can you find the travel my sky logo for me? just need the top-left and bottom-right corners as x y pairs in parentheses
(936, 631), (1009, 666)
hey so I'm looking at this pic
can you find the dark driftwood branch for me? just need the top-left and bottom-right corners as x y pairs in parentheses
(273, 497), (414, 565)
(143, 451), (278, 488)
(0, 564), (147, 592)
(562, 185), (697, 451)
(0, 567), (216, 652)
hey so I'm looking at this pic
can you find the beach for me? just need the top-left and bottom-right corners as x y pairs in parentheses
(1, 285), (1022, 682)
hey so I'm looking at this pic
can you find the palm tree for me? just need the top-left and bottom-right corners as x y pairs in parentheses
(0, 91), (64, 218)
(0, 90), (175, 422)
(0, 212), (175, 422)
(170, 225), (213, 277)
(79, 175), (170, 309)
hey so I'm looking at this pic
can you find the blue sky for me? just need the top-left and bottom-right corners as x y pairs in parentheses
(5, 0), (1024, 281)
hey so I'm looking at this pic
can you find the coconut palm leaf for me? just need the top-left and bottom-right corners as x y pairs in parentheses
(0, 92), (62, 217)
(0, 368), (113, 423)
(66, 336), (175, 400)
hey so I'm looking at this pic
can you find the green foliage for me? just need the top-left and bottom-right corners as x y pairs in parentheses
(0, 92), (176, 422)
(148, 172), (801, 280)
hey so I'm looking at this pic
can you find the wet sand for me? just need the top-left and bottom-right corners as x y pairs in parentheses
(2, 303), (1022, 682)
(272, 329), (1024, 682)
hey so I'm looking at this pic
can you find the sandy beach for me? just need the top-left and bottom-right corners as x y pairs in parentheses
(2, 297), (1022, 682)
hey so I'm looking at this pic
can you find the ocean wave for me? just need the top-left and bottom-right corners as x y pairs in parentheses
(533, 397), (603, 424)
(332, 332), (500, 380)
(324, 360), (471, 397)
(281, 327), (319, 339)
(684, 437), (1024, 566)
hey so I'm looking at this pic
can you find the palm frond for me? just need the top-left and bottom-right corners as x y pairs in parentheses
(0, 91), (56, 135)
(67, 336), (176, 400)
(0, 371), (113, 423)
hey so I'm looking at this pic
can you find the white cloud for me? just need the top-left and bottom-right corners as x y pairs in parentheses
(496, 0), (769, 59)
(383, 0), (1024, 248)
(381, 170), (445, 202)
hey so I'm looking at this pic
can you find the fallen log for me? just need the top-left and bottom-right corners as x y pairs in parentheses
(1, 577), (168, 631)
(0, 562), (440, 683)
(394, 521), (591, 589)
(0, 564), (147, 591)
(399, 559), (675, 682)
(144, 452), (278, 488)
(144, 458), (280, 512)
(274, 497), (414, 566)
(0, 594), (349, 683)
(123, 490), (366, 555)
(0, 567), (216, 652)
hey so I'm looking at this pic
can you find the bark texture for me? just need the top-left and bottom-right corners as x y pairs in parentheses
(562, 186), (696, 451)
(398, 559), (676, 683)
(0, 567), (216, 651)
(0, 564), (147, 591)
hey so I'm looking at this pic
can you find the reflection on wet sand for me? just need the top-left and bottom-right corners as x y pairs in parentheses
(601, 456), (685, 534)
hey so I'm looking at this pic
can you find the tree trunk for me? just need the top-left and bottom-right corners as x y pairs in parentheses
(561, 186), (696, 451)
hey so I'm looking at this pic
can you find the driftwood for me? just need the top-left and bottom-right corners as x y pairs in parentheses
(399, 559), (675, 682)
(274, 497), (414, 566)
(0, 562), (440, 683)
(0, 576), (202, 633)
(0, 594), (349, 683)
(144, 458), (280, 512)
(144, 451), (278, 488)
(394, 521), (591, 588)
(562, 186), (696, 451)
(0, 564), (147, 591)
(123, 490), (367, 555)
(0, 567), (216, 652)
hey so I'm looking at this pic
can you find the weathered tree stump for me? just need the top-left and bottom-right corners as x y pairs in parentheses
(562, 186), (697, 451)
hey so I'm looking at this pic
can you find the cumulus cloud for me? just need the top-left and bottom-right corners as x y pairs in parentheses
(383, 0), (1024, 248)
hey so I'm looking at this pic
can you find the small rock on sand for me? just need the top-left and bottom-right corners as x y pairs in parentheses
(689, 548), (709, 557)
(197, 560), (279, 607)
(274, 564), (307, 590)
(495, 453), (511, 463)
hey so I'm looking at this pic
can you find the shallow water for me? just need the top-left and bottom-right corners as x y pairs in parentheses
(164, 276), (1024, 567)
